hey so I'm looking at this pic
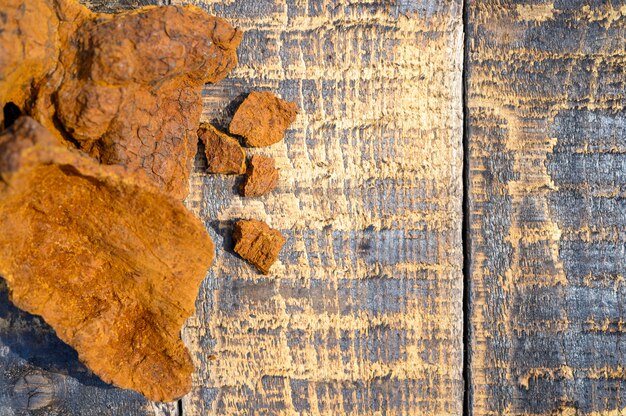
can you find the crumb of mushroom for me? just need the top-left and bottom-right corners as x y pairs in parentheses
(241, 155), (279, 197)
(229, 91), (298, 147)
(233, 219), (286, 274)
(198, 123), (246, 175)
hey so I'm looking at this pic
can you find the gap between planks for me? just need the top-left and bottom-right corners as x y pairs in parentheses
(461, 1), (472, 415)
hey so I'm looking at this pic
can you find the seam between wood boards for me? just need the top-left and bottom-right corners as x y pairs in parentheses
(461, 0), (471, 414)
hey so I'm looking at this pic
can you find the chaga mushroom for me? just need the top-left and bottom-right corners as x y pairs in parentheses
(233, 219), (286, 274)
(198, 123), (246, 174)
(0, 0), (61, 128)
(229, 91), (298, 147)
(1, 0), (243, 199)
(0, 117), (215, 402)
(242, 154), (279, 197)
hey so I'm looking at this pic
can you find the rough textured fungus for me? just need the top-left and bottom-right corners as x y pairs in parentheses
(0, 117), (215, 402)
(198, 123), (246, 174)
(229, 91), (298, 147)
(241, 154), (278, 197)
(233, 219), (285, 274)
(1, 0), (243, 199)
(0, 0), (59, 129)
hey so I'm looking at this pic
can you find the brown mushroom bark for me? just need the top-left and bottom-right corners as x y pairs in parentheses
(233, 219), (286, 274)
(0, 0), (243, 199)
(0, 0), (60, 128)
(0, 117), (215, 402)
(229, 91), (298, 147)
(198, 123), (246, 174)
(241, 154), (279, 197)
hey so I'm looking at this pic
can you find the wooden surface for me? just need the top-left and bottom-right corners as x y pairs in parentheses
(467, 1), (626, 415)
(2, 0), (626, 415)
(180, 0), (464, 414)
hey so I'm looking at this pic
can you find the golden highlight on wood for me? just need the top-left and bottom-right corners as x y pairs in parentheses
(180, 0), (464, 415)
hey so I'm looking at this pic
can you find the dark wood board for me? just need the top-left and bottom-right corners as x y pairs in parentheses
(81, 0), (166, 12)
(177, 0), (465, 414)
(467, 1), (626, 414)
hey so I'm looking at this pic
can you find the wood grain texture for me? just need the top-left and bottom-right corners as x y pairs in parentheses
(175, 0), (465, 414)
(467, 1), (626, 414)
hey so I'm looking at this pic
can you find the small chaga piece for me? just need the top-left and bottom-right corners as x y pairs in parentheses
(233, 220), (286, 274)
(198, 123), (246, 174)
(1, 0), (243, 199)
(241, 154), (279, 197)
(0, 117), (214, 402)
(229, 91), (298, 147)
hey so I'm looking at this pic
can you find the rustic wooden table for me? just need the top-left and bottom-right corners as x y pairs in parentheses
(0, 0), (624, 415)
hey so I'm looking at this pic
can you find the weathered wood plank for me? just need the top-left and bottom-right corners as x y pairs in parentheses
(467, 1), (626, 414)
(176, 0), (465, 414)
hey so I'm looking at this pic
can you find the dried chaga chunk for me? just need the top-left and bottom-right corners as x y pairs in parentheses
(229, 91), (298, 147)
(233, 219), (286, 274)
(198, 123), (246, 174)
(0, 0), (60, 128)
(242, 154), (279, 197)
(0, 117), (214, 402)
(1, 0), (243, 199)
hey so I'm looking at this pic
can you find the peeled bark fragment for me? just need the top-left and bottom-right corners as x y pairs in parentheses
(233, 219), (286, 274)
(229, 91), (298, 147)
(0, 117), (214, 402)
(1, 0), (243, 199)
(198, 123), (246, 174)
(242, 154), (279, 197)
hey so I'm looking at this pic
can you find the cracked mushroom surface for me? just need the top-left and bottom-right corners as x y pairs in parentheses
(0, 0), (60, 127)
(1, 0), (243, 199)
(0, 117), (215, 402)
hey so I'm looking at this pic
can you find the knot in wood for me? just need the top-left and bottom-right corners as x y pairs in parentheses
(13, 372), (58, 410)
